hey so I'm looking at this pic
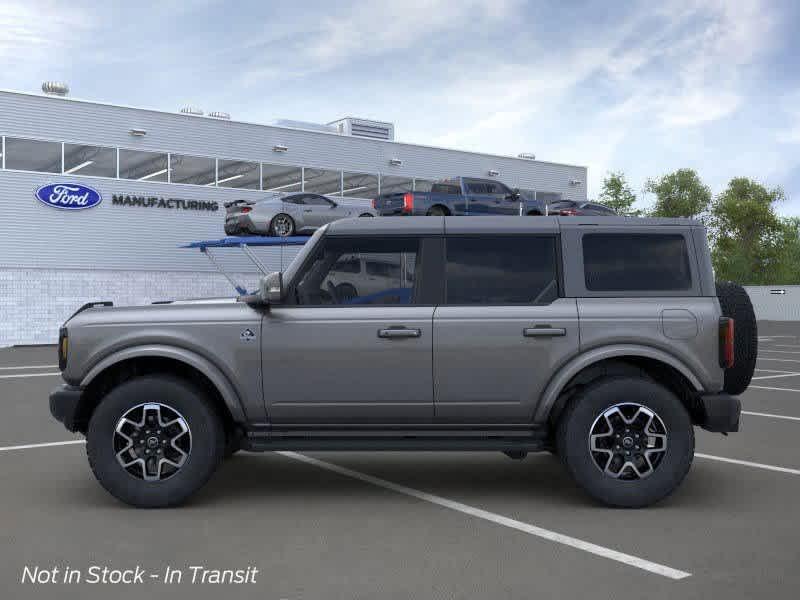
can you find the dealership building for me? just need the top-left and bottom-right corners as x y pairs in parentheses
(0, 85), (588, 345)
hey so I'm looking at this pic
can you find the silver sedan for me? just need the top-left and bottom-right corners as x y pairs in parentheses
(224, 192), (377, 237)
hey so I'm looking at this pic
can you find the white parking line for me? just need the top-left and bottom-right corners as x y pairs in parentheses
(0, 440), (85, 453)
(0, 372), (62, 380)
(760, 349), (800, 355)
(278, 451), (691, 580)
(742, 410), (800, 422)
(751, 373), (800, 381)
(749, 385), (800, 393)
(770, 344), (800, 349)
(696, 453), (800, 476)
(0, 365), (59, 370)
(755, 368), (797, 373)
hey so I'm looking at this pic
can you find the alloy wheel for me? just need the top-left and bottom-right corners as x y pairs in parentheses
(113, 403), (192, 481)
(588, 403), (668, 480)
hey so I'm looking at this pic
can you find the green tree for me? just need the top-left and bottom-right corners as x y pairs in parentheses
(709, 177), (787, 284)
(598, 171), (640, 216)
(644, 168), (711, 218)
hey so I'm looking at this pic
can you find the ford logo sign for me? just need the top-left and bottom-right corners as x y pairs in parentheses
(35, 183), (102, 210)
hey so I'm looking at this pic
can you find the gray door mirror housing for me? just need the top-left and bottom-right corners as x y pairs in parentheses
(240, 271), (283, 307)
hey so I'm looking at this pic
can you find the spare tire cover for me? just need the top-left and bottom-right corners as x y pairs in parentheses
(715, 281), (758, 395)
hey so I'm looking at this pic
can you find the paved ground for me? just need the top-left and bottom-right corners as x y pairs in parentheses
(2, 324), (800, 599)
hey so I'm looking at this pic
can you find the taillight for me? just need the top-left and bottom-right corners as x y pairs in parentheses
(719, 317), (734, 368)
(402, 193), (414, 214)
(58, 327), (68, 370)
(372, 198), (377, 209)
(241, 207), (252, 214)
(558, 208), (579, 216)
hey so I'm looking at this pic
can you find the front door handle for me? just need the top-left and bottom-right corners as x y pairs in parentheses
(378, 327), (422, 339)
(523, 327), (566, 337)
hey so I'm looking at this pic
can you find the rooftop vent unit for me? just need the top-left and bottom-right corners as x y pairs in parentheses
(329, 117), (395, 141)
(180, 106), (204, 116)
(208, 111), (231, 120)
(517, 152), (536, 160)
(271, 119), (337, 134)
(42, 81), (69, 96)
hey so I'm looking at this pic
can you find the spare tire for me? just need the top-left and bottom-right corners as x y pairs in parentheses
(715, 281), (757, 395)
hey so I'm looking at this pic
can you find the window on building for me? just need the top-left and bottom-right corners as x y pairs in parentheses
(445, 236), (559, 305)
(63, 144), (117, 177)
(414, 179), (436, 192)
(119, 149), (169, 182)
(304, 167), (342, 195)
(4, 137), (61, 173)
(380, 176), (413, 195)
(262, 163), (302, 192)
(217, 159), (260, 189)
(582, 234), (692, 291)
(170, 154), (216, 186)
(294, 237), (419, 306)
(341, 172), (379, 199)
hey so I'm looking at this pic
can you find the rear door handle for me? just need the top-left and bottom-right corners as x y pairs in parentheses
(378, 327), (422, 339)
(523, 327), (566, 337)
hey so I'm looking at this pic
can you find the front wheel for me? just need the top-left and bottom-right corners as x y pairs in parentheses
(86, 375), (225, 508)
(556, 377), (694, 508)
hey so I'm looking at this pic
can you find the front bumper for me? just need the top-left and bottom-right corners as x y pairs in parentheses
(49, 384), (84, 432)
(698, 392), (741, 433)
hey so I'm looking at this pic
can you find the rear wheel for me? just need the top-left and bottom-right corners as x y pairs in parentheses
(359, 213), (374, 218)
(269, 214), (295, 237)
(427, 206), (448, 216)
(716, 281), (757, 395)
(556, 376), (694, 508)
(86, 375), (225, 508)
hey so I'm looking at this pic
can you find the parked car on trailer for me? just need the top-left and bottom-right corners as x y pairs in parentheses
(548, 199), (616, 216)
(224, 192), (376, 237)
(372, 177), (546, 217)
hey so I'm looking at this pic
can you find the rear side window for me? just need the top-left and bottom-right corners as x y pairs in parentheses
(431, 183), (461, 195)
(583, 234), (692, 291)
(445, 236), (559, 305)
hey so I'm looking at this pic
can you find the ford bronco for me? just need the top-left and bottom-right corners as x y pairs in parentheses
(49, 216), (756, 508)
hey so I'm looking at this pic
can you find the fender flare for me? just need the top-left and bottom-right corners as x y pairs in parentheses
(533, 344), (704, 424)
(80, 344), (247, 422)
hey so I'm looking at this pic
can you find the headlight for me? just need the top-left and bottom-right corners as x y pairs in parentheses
(58, 327), (68, 370)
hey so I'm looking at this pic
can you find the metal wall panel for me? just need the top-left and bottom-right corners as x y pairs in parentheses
(745, 286), (800, 321)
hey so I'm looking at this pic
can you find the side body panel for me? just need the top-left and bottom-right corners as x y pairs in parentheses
(64, 302), (265, 422)
(261, 306), (435, 423)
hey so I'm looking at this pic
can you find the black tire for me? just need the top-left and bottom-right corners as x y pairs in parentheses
(269, 214), (295, 237)
(716, 281), (757, 395)
(87, 375), (225, 508)
(359, 213), (374, 218)
(556, 376), (694, 508)
(526, 210), (543, 216)
(427, 206), (448, 216)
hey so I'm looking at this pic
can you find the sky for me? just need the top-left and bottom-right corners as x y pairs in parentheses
(2, 0), (799, 214)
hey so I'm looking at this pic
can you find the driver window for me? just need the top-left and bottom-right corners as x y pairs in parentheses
(294, 237), (419, 306)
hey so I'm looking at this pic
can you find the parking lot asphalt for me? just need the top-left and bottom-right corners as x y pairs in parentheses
(2, 324), (800, 599)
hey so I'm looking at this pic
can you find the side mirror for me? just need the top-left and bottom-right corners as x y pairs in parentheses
(260, 271), (283, 304)
(241, 271), (282, 307)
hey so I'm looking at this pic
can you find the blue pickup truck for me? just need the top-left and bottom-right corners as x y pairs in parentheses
(372, 177), (546, 217)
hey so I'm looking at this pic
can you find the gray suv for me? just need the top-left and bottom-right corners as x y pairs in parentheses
(49, 216), (756, 508)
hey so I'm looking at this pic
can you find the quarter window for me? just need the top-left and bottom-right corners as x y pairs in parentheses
(445, 236), (559, 305)
(582, 234), (692, 291)
(294, 237), (419, 306)
(4, 137), (61, 173)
